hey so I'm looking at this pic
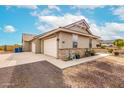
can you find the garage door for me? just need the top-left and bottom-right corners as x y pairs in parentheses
(44, 37), (57, 57)
(32, 42), (36, 53)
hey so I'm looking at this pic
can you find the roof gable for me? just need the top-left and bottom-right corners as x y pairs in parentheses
(22, 33), (35, 41)
(64, 19), (92, 35)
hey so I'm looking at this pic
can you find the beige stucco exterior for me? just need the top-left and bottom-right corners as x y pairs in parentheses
(92, 39), (99, 48)
(23, 41), (31, 52)
(59, 32), (72, 49)
(31, 39), (41, 53)
(78, 35), (90, 48)
(58, 31), (98, 49)
(22, 33), (35, 52)
(40, 39), (44, 53)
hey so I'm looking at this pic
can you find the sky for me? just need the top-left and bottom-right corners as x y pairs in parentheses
(0, 5), (124, 45)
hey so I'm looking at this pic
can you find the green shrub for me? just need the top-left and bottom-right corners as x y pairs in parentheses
(63, 57), (70, 61)
(85, 50), (91, 57)
(90, 50), (95, 56)
(85, 50), (95, 56)
(75, 52), (80, 59)
(101, 45), (106, 49)
(114, 39), (124, 49)
(107, 49), (113, 53)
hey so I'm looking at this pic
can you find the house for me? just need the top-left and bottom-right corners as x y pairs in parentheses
(101, 40), (114, 47)
(22, 19), (100, 60)
(22, 33), (35, 52)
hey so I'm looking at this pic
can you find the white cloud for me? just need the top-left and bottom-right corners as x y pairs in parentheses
(90, 22), (124, 40)
(113, 6), (124, 20)
(31, 9), (52, 17)
(102, 22), (124, 32)
(48, 5), (60, 11)
(4, 25), (16, 32)
(38, 13), (88, 27)
(16, 5), (38, 10)
(6, 5), (38, 10)
(73, 5), (105, 10)
(35, 13), (88, 32)
(40, 9), (52, 15)
(31, 5), (60, 17)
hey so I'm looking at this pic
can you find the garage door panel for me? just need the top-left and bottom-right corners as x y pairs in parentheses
(44, 37), (57, 57)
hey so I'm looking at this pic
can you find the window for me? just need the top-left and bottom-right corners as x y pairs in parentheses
(72, 34), (78, 48)
(73, 41), (78, 48)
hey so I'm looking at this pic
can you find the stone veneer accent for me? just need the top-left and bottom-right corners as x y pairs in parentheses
(58, 48), (85, 60)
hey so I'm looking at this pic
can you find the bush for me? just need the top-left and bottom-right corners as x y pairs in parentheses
(114, 52), (119, 56)
(107, 49), (113, 53)
(101, 45), (106, 49)
(90, 50), (95, 56)
(75, 52), (80, 59)
(85, 49), (95, 57)
(85, 50), (91, 57)
(63, 56), (72, 61)
(91, 50), (95, 56)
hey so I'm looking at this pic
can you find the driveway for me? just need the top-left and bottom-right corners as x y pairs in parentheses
(0, 61), (66, 88)
(0, 52), (109, 69)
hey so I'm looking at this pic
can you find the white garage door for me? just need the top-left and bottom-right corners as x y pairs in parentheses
(44, 37), (57, 57)
(32, 42), (36, 53)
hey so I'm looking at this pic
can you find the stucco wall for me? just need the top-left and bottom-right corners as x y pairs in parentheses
(59, 32), (72, 49)
(23, 41), (31, 52)
(78, 35), (90, 48)
(59, 32), (91, 49)
(92, 39), (99, 48)
(40, 39), (44, 53)
(31, 39), (41, 53)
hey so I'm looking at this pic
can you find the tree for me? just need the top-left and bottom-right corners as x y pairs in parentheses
(113, 39), (124, 49)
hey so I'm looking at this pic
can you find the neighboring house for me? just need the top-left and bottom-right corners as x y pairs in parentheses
(22, 19), (100, 60)
(101, 40), (114, 47)
(22, 33), (35, 52)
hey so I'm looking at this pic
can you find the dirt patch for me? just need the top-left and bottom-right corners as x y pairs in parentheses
(95, 62), (112, 72)
(63, 58), (124, 88)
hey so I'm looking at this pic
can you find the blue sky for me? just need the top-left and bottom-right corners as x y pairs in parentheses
(0, 5), (124, 45)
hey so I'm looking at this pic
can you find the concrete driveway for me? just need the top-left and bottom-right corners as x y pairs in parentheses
(0, 52), (109, 69)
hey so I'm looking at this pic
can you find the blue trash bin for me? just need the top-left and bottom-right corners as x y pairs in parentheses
(19, 47), (22, 52)
(15, 48), (18, 53)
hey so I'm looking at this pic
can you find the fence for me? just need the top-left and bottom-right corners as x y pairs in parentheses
(0, 45), (22, 52)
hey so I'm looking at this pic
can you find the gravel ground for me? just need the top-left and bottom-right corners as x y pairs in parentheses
(0, 57), (124, 88)
(63, 58), (124, 88)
